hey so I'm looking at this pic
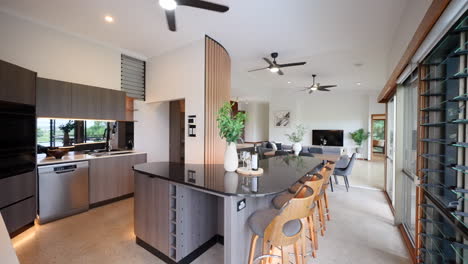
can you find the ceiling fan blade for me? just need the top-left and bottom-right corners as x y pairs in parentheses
(277, 69), (284, 75)
(178, 0), (229, 12)
(308, 90), (313, 94)
(318, 85), (337, 89)
(277, 62), (306, 68)
(318, 88), (331, 92)
(248, 67), (269, 72)
(263, 57), (274, 67)
(165, 10), (176, 31)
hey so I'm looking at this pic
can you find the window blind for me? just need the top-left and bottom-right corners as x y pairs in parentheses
(121, 54), (145, 100)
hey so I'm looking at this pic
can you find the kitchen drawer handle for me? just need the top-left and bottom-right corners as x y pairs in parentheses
(55, 169), (76, 174)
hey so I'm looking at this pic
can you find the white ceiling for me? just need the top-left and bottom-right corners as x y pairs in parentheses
(0, 0), (410, 98)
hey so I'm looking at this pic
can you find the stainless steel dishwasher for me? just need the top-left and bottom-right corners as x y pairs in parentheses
(37, 161), (89, 224)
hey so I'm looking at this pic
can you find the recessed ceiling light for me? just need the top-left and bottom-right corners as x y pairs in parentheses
(287, 81), (291, 84)
(159, 0), (177, 10)
(356, 82), (361, 86)
(104, 16), (114, 23)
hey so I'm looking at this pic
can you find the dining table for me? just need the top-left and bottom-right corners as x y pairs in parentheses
(263, 150), (341, 162)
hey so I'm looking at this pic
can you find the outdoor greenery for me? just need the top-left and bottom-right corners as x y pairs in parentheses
(217, 102), (247, 144)
(58, 120), (75, 133)
(350, 128), (369, 146)
(86, 121), (107, 141)
(285, 124), (306, 143)
(372, 120), (385, 140)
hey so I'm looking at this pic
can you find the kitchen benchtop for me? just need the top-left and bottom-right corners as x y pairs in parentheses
(0, 213), (19, 264)
(133, 156), (324, 197)
(37, 151), (147, 166)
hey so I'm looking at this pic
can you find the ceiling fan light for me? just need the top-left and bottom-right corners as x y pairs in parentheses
(311, 87), (318, 91)
(269, 67), (279, 73)
(159, 0), (177, 10)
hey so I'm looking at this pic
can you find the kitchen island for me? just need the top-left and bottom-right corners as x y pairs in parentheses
(133, 156), (326, 264)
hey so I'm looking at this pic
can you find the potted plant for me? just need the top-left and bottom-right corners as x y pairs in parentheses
(217, 102), (247, 172)
(59, 120), (75, 146)
(349, 128), (369, 153)
(285, 124), (306, 156)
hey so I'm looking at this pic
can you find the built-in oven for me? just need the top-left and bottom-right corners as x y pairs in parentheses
(0, 100), (36, 179)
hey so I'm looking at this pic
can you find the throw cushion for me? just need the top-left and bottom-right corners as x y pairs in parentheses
(271, 142), (278, 151)
(275, 143), (282, 150)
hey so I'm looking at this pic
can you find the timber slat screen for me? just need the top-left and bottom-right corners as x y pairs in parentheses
(417, 12), (468, 263)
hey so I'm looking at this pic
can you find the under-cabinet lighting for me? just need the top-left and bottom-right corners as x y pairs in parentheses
(38, 117), (116, 122)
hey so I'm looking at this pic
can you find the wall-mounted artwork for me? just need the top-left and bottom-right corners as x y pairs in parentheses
(274, 110), (290, 127)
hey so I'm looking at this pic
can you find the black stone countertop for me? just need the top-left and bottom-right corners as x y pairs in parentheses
(133, 156), (324, 197)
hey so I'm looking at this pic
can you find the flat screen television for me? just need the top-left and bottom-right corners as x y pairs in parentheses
(312, 130), (344, 146)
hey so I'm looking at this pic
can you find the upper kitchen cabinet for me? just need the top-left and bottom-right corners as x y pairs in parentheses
(71, 83), (101, 119)
(36, 78), (128, 120)
(36, 78), (72, 118)
(0, 60), (36, 106)
(100, 88), (126, 121)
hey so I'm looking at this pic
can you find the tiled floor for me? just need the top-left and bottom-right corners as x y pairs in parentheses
(12, 184), (408, 263)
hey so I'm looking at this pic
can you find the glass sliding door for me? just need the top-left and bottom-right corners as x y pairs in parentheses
(401, 70), (419, 243)
(386, 97), (396, 205)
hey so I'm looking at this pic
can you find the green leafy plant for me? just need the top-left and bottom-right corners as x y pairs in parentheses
(350, 128), (369, 146)
(217, 102), (247, 144)
(285, 124), (306, 143)
(58, 121), (75, 133)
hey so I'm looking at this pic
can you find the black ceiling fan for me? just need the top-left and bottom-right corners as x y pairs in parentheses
(248, 52), (307, 76)
(299, 74), (337, 94)
(159, 0), (229, 32)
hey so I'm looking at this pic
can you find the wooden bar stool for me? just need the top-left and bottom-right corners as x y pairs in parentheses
(321, 162), (335, 223)
(288, 163), (333, 236)
(247, 185), (316, 264)
(272, 173), (324, 257)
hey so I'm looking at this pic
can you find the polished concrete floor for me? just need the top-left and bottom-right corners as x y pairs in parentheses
(12, 184), (408, 263)
(338, 158), (385, 190)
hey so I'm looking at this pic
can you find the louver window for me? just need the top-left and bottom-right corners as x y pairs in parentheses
(121, 54), (145, 100)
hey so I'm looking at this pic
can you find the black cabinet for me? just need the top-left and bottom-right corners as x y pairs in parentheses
(0, 60), (36, 106)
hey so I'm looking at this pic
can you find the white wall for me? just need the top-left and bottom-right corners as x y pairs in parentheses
(0, 11), (133, 89)
(386, 0), (431, 78)
(146, 39), (205, 163)
(269, 89), (385, 159)
(238, 101), (269, 142)
(133, 101), (170, 162)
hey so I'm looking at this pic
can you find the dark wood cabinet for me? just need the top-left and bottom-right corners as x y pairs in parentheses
(36, 78), (72, 117)
(100, 88), (126, 121)
(71, 83), (101, 119)
(36, 78), (128, 120)
(134, 172), (170, 256)
(89, 153), (147, 204)
(0, 60), (36, 105)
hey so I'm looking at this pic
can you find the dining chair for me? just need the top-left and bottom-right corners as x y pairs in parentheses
(247, 185), (315, 264)
(333, 153), (356, 192)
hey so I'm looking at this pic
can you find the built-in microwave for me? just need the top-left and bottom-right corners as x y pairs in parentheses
(0, 100), (36, 179)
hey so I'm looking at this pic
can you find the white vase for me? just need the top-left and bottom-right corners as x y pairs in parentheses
(224, 171), (239, 193)
(292, 143), (302, 156)
(224, 142), (239, 172)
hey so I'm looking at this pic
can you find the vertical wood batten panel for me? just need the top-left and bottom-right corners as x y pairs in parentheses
(204, 37), (231, 165)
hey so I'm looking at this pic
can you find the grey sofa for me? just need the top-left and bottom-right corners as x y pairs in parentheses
(257, 142), (342, 159)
